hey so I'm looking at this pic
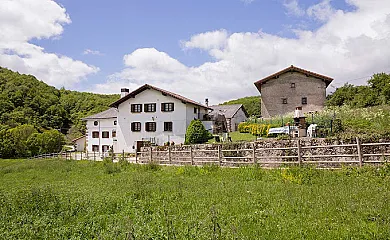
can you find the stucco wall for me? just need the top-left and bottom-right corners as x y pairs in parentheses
(86, 118), (116, 152)
(260, 72), (327, 118)
(231, 108), (248, 131)
(116, 88), (208, 153)
(74, 137), (86, 152)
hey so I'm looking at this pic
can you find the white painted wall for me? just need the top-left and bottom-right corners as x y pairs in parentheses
(231, 108), (248, 132)
(74, 136), (86, 152)
(115, 88), (208, 153)
(86, 117), (117, 153)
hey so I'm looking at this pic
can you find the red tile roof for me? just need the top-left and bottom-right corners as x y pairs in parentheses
(254, 65), (333, 92)
(110, 84), (212, 109)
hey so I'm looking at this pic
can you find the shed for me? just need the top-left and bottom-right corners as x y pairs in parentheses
(209, 104), (249, 132)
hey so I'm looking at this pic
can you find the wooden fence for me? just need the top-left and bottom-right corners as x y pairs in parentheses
(31, 137), (390, 168)
(136, 138), (390, 168)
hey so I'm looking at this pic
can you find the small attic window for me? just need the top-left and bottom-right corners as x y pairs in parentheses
(291, 83), (295, 88)
(94, 121), (98, 126)
(282, 98), (288, 104)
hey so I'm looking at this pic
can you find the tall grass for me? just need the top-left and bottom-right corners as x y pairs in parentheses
(1, 159), (390, 239)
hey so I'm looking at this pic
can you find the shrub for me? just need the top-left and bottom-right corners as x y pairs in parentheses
(185, 119), (213, 144)
(238, 122), (271, 136)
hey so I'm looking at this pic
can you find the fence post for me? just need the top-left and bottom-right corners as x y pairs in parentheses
(135, 150), (138, 164)
(356, 137), (363, 167)
(190, 145), (194, 165)
(218, 145), (222, 166)
(297, 139), (302, 167)
(80, 151), (83, 160)
(150, 147), (153, 163)
(93, 151), (96, 161)
(122, 150), (125, 162)
(168, 146), (172, 164)
(252, 142), (256, 164)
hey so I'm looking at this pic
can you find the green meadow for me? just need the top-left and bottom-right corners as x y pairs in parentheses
(1, 159), (389, 239)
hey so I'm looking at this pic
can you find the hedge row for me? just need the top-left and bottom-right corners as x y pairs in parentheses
(238, 122), (272, 136)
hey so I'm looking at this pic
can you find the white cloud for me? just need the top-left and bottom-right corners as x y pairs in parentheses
(83, 49), (103, 56)
(283, 0), (305, 17)
(91, 0), (390, 105)
(0, 0), (98, 88)
(182, 29), (228, 51)
(307, 0), (336, 22)
(241, 0), (255, 4)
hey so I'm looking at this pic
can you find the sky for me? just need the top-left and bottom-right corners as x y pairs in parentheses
(1, 0), (390, 105)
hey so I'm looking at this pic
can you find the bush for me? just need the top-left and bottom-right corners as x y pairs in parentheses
(238, 122), (271, 136)
(185, 120), (213, 144)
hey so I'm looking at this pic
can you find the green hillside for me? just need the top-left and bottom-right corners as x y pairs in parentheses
(221, 96), (261, 117)
(0, 67), (119, 135)
(0, 67), (119, 158)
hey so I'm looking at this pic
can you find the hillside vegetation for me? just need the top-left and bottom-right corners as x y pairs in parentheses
(1, 159), (389, 239)
(326, 73), (390, 107)
(221, 96), (261, 117)
(0, 67), (119, 158)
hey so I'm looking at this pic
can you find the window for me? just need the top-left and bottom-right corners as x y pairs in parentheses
(144, 103), (156, 112)
(131, 122), (141, 132)
(92, 145), (99, 152)
(291, 83), (295, 88)
(161, 102), (174, 112)
(114, 120), (117, 126)
(131, 104), (142, 113)
(282, 98), (288, 104)
(112, 130), (116, 138)
(92, 131), (99, 138)
(145, 122), (156, 132)
(94, 121), (98, 126)
(164, 122), (173, 132)
(102, 131), (109, 138)
(194, 107), (197, 114)
(302, 97), (307, 105)
(102, 145), (109, 152)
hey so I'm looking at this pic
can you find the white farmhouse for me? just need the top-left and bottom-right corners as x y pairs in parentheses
(82, 108), (118, 153)
(109, 84), (211, 153)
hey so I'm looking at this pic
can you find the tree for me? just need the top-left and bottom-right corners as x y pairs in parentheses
(185, 120), (213, 144)
(9, 124), (37, 157)
(27, 130), (65, 155)
(368, 73), (390, 105)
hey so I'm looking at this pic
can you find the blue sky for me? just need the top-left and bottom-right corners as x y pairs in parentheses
(32, 0), (301, 87)
(1, 0), (390, 103)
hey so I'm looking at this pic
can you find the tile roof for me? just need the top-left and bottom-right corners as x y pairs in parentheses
(110, 84), (212, 109)
(254, 65), (334, 92)
(209, 104), (248, 119)
(71, 135), (86, 142)
(82, 108), (117, 120)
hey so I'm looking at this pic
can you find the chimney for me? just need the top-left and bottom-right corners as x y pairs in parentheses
(205, 98), (209, 107)
(121, 88), (129, 98)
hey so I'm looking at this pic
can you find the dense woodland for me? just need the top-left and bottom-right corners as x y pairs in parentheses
(0, 67), (119, 158)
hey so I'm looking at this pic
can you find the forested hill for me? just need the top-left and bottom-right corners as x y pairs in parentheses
(0, 67), (119, 139)
(221, 96), (261, 117)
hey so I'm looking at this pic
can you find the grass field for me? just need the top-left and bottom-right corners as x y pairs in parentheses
(1, 159), (390, 239)
(209, 131), (256, 143)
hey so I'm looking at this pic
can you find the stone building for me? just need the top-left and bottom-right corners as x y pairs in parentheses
(209, 104), (248, 132)
(254, 65), (333, 118)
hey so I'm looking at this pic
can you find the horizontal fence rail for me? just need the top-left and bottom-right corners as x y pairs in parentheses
(30, 137), (390, 168)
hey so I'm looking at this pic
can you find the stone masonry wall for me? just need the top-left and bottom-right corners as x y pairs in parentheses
(261, 72), (327, 118)
(139, 138), (390, 168)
